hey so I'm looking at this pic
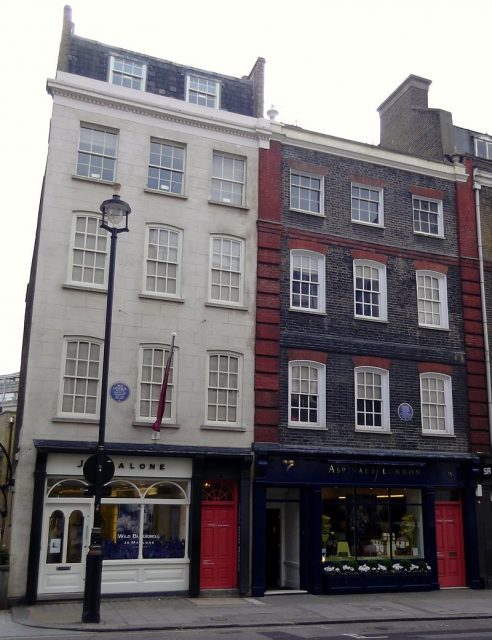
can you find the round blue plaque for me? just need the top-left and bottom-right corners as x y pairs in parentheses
(398, 403), (414, 421)
(110, 382), (130, 402)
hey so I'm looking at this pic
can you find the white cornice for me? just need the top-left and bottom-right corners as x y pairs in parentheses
(47, 73), (271, 146)
(272, 123), (469, 183)
(474, 169), (492, 188)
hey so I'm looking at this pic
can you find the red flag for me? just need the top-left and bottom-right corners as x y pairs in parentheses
(151, 334), (176, 440)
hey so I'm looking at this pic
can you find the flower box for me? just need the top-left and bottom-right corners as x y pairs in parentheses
(322, 559), (435, 594)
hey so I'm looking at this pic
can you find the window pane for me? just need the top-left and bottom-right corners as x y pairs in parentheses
(101, 504), (140, 560)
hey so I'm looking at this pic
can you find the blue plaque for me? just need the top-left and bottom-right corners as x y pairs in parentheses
(110, 382), (130, 402)
(398, 403), (413, 421)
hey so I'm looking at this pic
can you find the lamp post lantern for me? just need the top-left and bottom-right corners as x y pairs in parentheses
(82, 188), (131, 624)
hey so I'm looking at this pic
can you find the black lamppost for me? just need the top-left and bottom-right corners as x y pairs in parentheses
(82, 188), (131, 624)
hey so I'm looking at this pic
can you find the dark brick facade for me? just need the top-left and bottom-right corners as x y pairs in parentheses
(255, 134), (470, 457)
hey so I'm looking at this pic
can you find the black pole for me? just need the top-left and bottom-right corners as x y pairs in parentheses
(82, 227), (117, 623)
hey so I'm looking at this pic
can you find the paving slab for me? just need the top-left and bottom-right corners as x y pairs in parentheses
(8, 589), (492, 633)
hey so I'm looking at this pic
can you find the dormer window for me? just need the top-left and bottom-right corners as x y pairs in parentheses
(109, 56), (146, 91)
(474, 137), (492, 160)
(186, 74), (220, 108)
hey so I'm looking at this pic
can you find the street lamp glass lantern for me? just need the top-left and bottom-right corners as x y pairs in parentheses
(100, 194), (131, 232)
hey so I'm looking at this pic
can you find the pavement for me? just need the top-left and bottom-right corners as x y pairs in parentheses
(4, 588), (492, 633)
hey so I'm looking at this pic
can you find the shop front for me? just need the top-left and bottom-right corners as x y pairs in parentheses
(476, 455), (492, 588)
(26, 441), (252, 602)
(252, 447), (481, 596)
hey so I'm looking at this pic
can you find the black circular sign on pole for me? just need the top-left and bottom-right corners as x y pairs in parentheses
(83, 454), (115, 485)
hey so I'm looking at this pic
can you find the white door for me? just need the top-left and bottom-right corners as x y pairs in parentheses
(38, 502), (91, 594)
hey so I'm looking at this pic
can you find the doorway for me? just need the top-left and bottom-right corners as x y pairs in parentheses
(38, 502), (91, 594)
(435, 499), (465, 588)
(200, 480), (237, 590)
(265, 488), (300, 591)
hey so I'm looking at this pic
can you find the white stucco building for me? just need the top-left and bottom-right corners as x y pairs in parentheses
(10, 6), (269, 603)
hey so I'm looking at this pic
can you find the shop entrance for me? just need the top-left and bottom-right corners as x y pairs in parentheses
(435, 498), (465, 588)
(38, 502), (91, 594)
(265, 488), (300, 591)
(200, 480), (237, 589)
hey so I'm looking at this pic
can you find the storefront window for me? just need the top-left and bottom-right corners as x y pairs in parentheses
(321, 487), (424, 562)
(45, 476), (190, 563)
(99, 479), (189, 561)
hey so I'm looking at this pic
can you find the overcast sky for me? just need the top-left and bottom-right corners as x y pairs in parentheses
(1, 0), (492, 374)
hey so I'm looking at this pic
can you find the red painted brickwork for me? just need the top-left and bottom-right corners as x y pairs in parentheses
(456, 159), (479, 260)
(257, 279), (280, 295)
(409, 186), (444, 199)
(256, 356), (281, 373)
(469, 388), (488, 403)
(259, 143), (281, 222)
(255, 372), (279, 391)
(255, 390), (279, 407)
(417, 362), (453, 375)
(352, 249), (388, 264)
(288, 158), (330, 175)
(258, 247), (281, 265)
(255, 408), (280, 425)
(254, 425), (280, 442)
(256, 324), (280, 340)
(353, 356), (391, 369)
(457, 159), (486, 452)
(464, 320), (485, 336)
(287, 349), (327, 364)
(288, 238), (327, 254)
(256, 308), (280, 325)
(413, 260), (448, 274)
(255, 341), (280, 357)
(257, 293), (280, 310)
(256, 147), (282, 443)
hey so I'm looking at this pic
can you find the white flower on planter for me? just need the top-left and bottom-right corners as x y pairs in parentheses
(358, 564), (370, 573)
(392, 563), (403, 571)
(377, 564), (388, 572)
(342, 564), (355, 572)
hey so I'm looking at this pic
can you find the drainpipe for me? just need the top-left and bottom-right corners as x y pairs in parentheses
(473, 170), (492, 446)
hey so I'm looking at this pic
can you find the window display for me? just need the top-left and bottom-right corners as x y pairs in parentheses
(321, 487), (424, 562)
(100, 479), (189, 561)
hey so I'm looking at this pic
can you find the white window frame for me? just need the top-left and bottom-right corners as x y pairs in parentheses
(354, 366), (390, 433)
(109, 55), (146, 90)
(76, 124), (118, 182)
(67, 213), (108, 289)
(420, 373), (454, 435)
(353, 260), (387, 321)
(290, 250), (325, 313)
(211, 152), (246, 206)
(288, 360), (326, 429)
(412, 196), (444, 238)
(143, 225), (183, 299)
(58, 337), (102, 418)
(416, 270), (449, 329)
(205, 352), (242, 427)
(474, 137), (492, 160)
(137, 344), (177, 424)
(186, 74), (220, 108)
(147, 140), (185, 194)
(209, 235), (244, 307)
(290, 171), (324, 215)
(351, 183), (384, 227)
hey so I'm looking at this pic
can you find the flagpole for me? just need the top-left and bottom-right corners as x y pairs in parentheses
(152, 333), (176, 440)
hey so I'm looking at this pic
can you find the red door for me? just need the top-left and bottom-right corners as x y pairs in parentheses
(435, 500), (465, 588)
(200, 480), (237, 589)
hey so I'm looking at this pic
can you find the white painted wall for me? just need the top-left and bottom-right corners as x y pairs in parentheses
(9, 73), (270, 598)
